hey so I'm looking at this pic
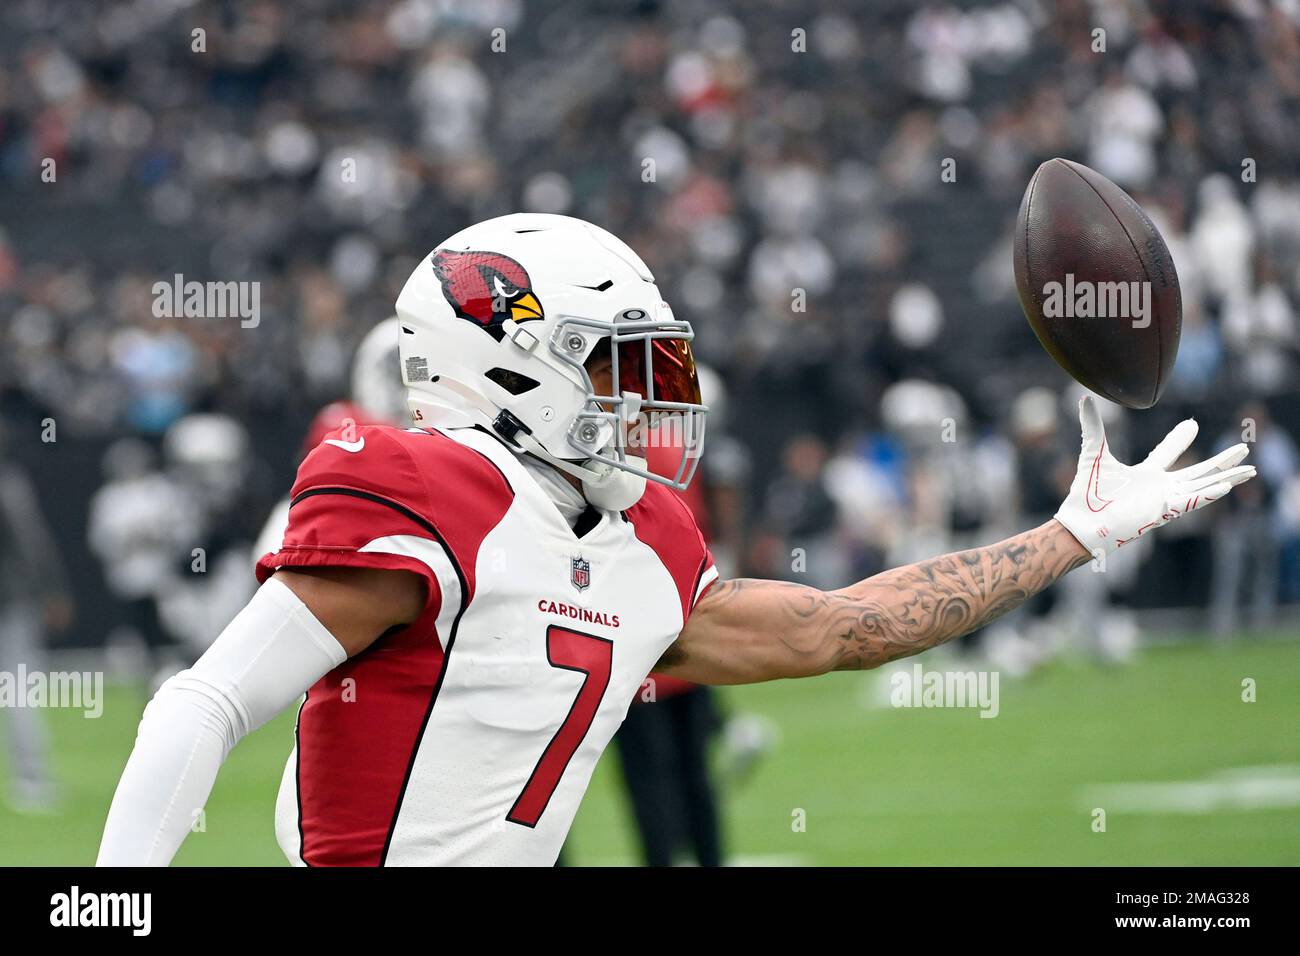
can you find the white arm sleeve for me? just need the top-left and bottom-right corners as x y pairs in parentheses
(96, 577), (347, 866)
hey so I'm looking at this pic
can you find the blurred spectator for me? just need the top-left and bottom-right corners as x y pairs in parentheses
(0, 0), (1298, 652)
(1210, 403), (1299, 635)
(762, 434), (846, 590)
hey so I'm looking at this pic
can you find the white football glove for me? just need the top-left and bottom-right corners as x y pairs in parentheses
(1054, 396), (1256, 557)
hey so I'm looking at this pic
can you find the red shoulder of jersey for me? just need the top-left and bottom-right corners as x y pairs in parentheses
(255, 426), (514, 635)
(623, 480), (717, 624)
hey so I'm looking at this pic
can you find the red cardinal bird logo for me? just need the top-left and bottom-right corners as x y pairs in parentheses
(431, 249), (544, 340)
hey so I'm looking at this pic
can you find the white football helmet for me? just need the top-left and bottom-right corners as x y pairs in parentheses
(396, 213), (707, 509)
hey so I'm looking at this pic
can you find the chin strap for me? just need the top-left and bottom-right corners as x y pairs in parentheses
(418, 374), (616, 487)
(515, 430), (645, 510)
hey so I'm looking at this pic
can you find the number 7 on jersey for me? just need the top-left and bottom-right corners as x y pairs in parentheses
(506, 626), (614, 827)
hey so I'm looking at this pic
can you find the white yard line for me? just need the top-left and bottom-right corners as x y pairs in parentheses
(575, 853), (809, 867)
(1083, 765), (1300, 814)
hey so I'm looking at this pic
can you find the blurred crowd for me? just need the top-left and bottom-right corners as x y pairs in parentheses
(2, 0), (1300, 658)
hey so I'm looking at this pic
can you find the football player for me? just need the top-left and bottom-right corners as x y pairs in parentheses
(97, 214), (1256, 866)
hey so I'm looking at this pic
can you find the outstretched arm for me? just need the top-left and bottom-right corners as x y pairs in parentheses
(663, 397), (1256, 686)
(663, 519), (1088, 684)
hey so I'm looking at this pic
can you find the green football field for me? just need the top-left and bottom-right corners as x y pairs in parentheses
(3, 638), (1297, 866)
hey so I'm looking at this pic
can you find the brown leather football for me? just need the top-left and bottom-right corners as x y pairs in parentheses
(1013, 158), (1181, 409)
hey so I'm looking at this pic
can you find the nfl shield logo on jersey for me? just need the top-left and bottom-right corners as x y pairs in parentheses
(570, 555), (591, 592)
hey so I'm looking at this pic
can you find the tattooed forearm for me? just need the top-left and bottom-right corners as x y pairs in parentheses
(679, 519), (1090, 683)
(823, 519), (1090, 670)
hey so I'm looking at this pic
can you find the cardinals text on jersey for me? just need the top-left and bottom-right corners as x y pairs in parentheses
(254, 423), (716, 866)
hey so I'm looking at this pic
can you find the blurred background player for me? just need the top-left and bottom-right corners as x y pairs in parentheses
(1209, 401), (1299, 636)
(610, 364), (759, 867)
(0, 422), (73, 811)
(90, 414), (262, 691)
(253, 316), (406, 561)
(88, 437), (193, 692)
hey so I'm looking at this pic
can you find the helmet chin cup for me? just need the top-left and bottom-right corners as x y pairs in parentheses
(581, 456), (648, 510)
(505, 425), (648, 509)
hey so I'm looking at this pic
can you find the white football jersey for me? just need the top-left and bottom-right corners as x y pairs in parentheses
(255, 423), (716, 866)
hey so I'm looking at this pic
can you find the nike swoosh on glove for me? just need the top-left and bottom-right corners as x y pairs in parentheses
(1054, 396), (1256, 557)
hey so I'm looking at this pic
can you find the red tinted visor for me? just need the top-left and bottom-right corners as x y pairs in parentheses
(612, 336), (702, 404)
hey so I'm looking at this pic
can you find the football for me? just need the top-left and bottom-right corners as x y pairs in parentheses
(1013, 158), (1182, 409)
